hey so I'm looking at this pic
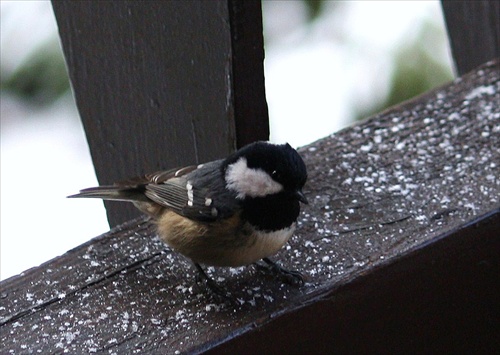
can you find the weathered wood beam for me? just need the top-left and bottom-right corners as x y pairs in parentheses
(51, 0), (269, 226)
(441, 0), (500, 75)
(1, 60), (499, 353)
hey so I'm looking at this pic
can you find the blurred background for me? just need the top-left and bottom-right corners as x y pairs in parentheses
(0, 0), (454, 280)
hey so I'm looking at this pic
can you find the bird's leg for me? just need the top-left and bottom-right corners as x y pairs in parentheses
(193, 262), (230, 298)
(261, 257), (304, 285)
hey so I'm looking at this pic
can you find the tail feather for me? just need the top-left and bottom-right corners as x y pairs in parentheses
(67, 186), (147, 202)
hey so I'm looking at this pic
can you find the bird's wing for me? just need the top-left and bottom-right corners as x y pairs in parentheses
(144, 161), (238, 222)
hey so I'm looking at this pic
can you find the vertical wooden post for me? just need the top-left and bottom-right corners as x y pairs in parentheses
(52, 0), (269, 226)
(228, 0), (269, 148)
(441, 0), (500, 75)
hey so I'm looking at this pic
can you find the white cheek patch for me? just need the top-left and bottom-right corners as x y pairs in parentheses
(226, 157), (283, 199)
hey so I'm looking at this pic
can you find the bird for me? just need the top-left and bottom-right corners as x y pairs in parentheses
(69, 141), (308, 296)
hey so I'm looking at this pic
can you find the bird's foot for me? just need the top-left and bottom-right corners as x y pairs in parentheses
(193, 263), (231, 299)
(255, 258), (304, 286)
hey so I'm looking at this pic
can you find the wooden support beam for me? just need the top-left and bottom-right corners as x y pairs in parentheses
(51, 0), (269, 226)
(441, 0), (500, 75)
(1, 60), (499, 354)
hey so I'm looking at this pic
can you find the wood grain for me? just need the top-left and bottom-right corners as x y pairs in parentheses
(442, 0), (500, 75)
(52, 0), (269, 226)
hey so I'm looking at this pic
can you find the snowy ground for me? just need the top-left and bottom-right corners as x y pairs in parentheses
(0, 1), (453, 280)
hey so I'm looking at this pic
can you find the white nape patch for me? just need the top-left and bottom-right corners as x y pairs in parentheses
(205, 197), (212, 206)
(225, 157), (283, 199)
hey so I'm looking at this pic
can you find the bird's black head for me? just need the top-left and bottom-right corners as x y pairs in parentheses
(223, 141), (308, 203)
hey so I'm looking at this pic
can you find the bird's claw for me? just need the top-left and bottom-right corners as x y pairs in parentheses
(194, 263), (231, 299)
(258, 257), (305, 286)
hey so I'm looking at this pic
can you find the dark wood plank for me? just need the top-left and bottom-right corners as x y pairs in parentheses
(228, 0), (269, 148)
(1, 60), (499, 353)
(441, 0), (500, 75)
(51, 0), (269, 226)
(210, 212), (500, 354)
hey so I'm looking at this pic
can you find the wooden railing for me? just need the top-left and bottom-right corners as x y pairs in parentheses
(1, 1), (499, 353)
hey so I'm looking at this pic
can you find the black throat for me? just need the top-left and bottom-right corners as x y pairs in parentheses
(241, 193), (301, 232)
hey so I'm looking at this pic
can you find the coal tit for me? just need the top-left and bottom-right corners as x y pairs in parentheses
(69, 141), (308, 294)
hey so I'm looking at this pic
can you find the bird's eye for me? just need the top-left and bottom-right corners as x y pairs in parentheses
(271, 170), (281, 180)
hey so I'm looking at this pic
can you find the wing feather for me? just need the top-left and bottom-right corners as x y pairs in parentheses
(73, 161), (238, 222)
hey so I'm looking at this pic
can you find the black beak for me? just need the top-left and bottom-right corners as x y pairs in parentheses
(295, 189), (309, 204)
